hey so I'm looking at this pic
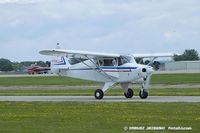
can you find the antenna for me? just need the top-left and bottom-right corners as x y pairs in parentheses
(56, 42), (60, 49)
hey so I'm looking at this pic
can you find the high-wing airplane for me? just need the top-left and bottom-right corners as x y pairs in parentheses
(27, 64), (50, 75)
(39, 47), (175, 100)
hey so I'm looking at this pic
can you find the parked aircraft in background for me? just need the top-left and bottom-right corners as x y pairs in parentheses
(39, 47), (175, 99)
(27, 64), (50, 74)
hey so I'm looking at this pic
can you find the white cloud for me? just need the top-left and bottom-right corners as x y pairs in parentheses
(0, 0), (200, 61)
(163, 31), (181, 41)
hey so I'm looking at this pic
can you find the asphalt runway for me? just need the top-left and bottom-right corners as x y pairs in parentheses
(0, 96), (199, 102)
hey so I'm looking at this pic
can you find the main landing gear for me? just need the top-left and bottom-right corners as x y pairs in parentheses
(124, 88), (134, 98)
(94, 82), (115, 100)
(94, 89), (104, 99)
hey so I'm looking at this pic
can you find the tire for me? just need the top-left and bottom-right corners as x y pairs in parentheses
(94, 89), (104, 99)
(139, 90), (148, 99)
(124, 88), (134, 98)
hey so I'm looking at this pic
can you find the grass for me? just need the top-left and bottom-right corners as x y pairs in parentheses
(0, 74), (199, 133)
(151, 73), (200, 84)
(0, 102), (199, 133)
(0, 88), (200, 96)
(0, 73), (200, 86)
(0, 76), (97, 86)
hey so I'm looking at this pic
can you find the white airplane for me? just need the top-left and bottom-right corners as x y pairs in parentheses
(39, 47), (175, 99)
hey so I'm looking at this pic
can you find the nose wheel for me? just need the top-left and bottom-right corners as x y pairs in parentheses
(94, 89), (104, 99)
(124, 88), (134, 98)
(139, 90), (148, 99)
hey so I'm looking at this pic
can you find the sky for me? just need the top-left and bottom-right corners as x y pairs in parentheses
(0, 0), (200, 61)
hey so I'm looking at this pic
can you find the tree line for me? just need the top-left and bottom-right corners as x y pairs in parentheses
(0, 59), (50, 72)
(173, 49), (199, 61)
(0, 49), (199, 72)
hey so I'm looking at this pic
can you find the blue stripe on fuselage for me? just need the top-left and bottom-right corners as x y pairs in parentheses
(69, 66), (137, 71)
(99, 66), (137, 69)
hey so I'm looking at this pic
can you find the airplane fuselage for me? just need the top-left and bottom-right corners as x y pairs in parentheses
(56, 59), (151, 83)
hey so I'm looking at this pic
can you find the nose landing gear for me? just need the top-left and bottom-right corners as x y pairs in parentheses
(139, 89), (148, 99)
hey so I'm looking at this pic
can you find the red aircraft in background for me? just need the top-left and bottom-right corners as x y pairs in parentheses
(27, 64), (50, 74)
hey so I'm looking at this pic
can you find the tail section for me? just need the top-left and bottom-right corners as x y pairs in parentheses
(51, 56), (70, 74)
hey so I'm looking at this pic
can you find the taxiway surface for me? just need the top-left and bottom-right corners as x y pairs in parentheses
(0, 96), (199, 102)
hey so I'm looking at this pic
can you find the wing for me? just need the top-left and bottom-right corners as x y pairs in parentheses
(39, 49), (120, 81)
(131, 53), (178, 58)
(39, 49), (120, 59)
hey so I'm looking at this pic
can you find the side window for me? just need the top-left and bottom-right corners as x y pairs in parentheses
(104, 59), (113, 66)
(97, 59), (117, 66)
(117, 57), (123, 66)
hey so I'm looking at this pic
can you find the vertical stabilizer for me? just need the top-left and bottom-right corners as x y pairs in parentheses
(51, 56), (70, 74)
(50, 43), (70, 74)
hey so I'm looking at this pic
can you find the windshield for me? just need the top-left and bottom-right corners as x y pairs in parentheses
(121, 56), (134, 64)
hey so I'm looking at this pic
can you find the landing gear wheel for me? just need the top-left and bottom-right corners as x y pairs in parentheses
(124, 88), (134, 98)
(94, 89), (104, 99)
(139, 90), (148, 99)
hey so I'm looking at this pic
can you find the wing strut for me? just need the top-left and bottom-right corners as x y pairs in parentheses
(84, 55), (116, 82)
(73, 56), (116, 82)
